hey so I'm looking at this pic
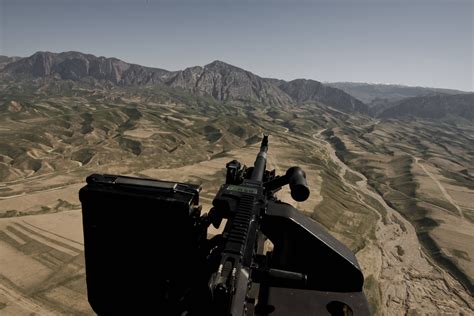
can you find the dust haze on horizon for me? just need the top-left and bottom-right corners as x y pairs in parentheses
(1, 0), (472, 91)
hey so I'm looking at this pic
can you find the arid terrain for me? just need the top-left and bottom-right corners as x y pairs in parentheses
(0, 52), (473, 315)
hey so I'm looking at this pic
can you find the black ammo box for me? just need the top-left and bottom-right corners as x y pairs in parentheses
(79, 174), (202, 315)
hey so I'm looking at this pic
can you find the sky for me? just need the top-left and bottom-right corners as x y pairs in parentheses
(0, 0), (473, 91)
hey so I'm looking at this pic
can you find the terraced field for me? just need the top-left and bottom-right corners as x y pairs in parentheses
(0, 211), (91, 315)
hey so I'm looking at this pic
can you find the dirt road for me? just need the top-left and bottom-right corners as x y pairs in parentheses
(413, 156), (465, 219)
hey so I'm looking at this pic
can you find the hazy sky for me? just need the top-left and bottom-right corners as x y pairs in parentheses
(1, 0), (473, 91)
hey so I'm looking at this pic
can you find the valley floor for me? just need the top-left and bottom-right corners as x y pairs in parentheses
(1, 132), (473, 315)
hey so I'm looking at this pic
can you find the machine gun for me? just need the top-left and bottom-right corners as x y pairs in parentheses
(80, 135), (370, 315)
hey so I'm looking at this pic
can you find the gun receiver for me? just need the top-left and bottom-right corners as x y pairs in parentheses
(80, 135), (370, 315)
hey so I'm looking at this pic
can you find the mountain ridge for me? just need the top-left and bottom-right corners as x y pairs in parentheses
(2, 51), (472, 119)
(377, 93), (474, 120)
(2, 51), (172, 85)
(0, 51), (368, 113)
(279, 79), (367, 113)
(165, 59), (295, 106)
(0, 55), (22, 70)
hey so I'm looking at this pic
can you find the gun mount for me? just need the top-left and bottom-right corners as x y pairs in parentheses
(80, 135), (370, 315)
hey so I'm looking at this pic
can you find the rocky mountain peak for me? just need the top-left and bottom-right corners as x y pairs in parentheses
(204, 60), (244, 72)
(205, 60), (231, 67)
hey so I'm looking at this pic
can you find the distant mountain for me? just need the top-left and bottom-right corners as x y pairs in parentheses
(0, 55), (22, 70)
(165, 60), (293, 106)
(2, 51), (172, 85)
(0, 51), (368, 113)
(278, 79), (368, 114)
(327, 82), (468, 106)
(378, 93), (474, 120)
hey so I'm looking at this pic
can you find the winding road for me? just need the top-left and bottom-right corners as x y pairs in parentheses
(413, 156), (465, 219)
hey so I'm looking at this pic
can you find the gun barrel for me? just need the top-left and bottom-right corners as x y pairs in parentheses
(250, 135), (269, 181)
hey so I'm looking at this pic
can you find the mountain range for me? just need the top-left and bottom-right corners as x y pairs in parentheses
(0, 51), (472, 119)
